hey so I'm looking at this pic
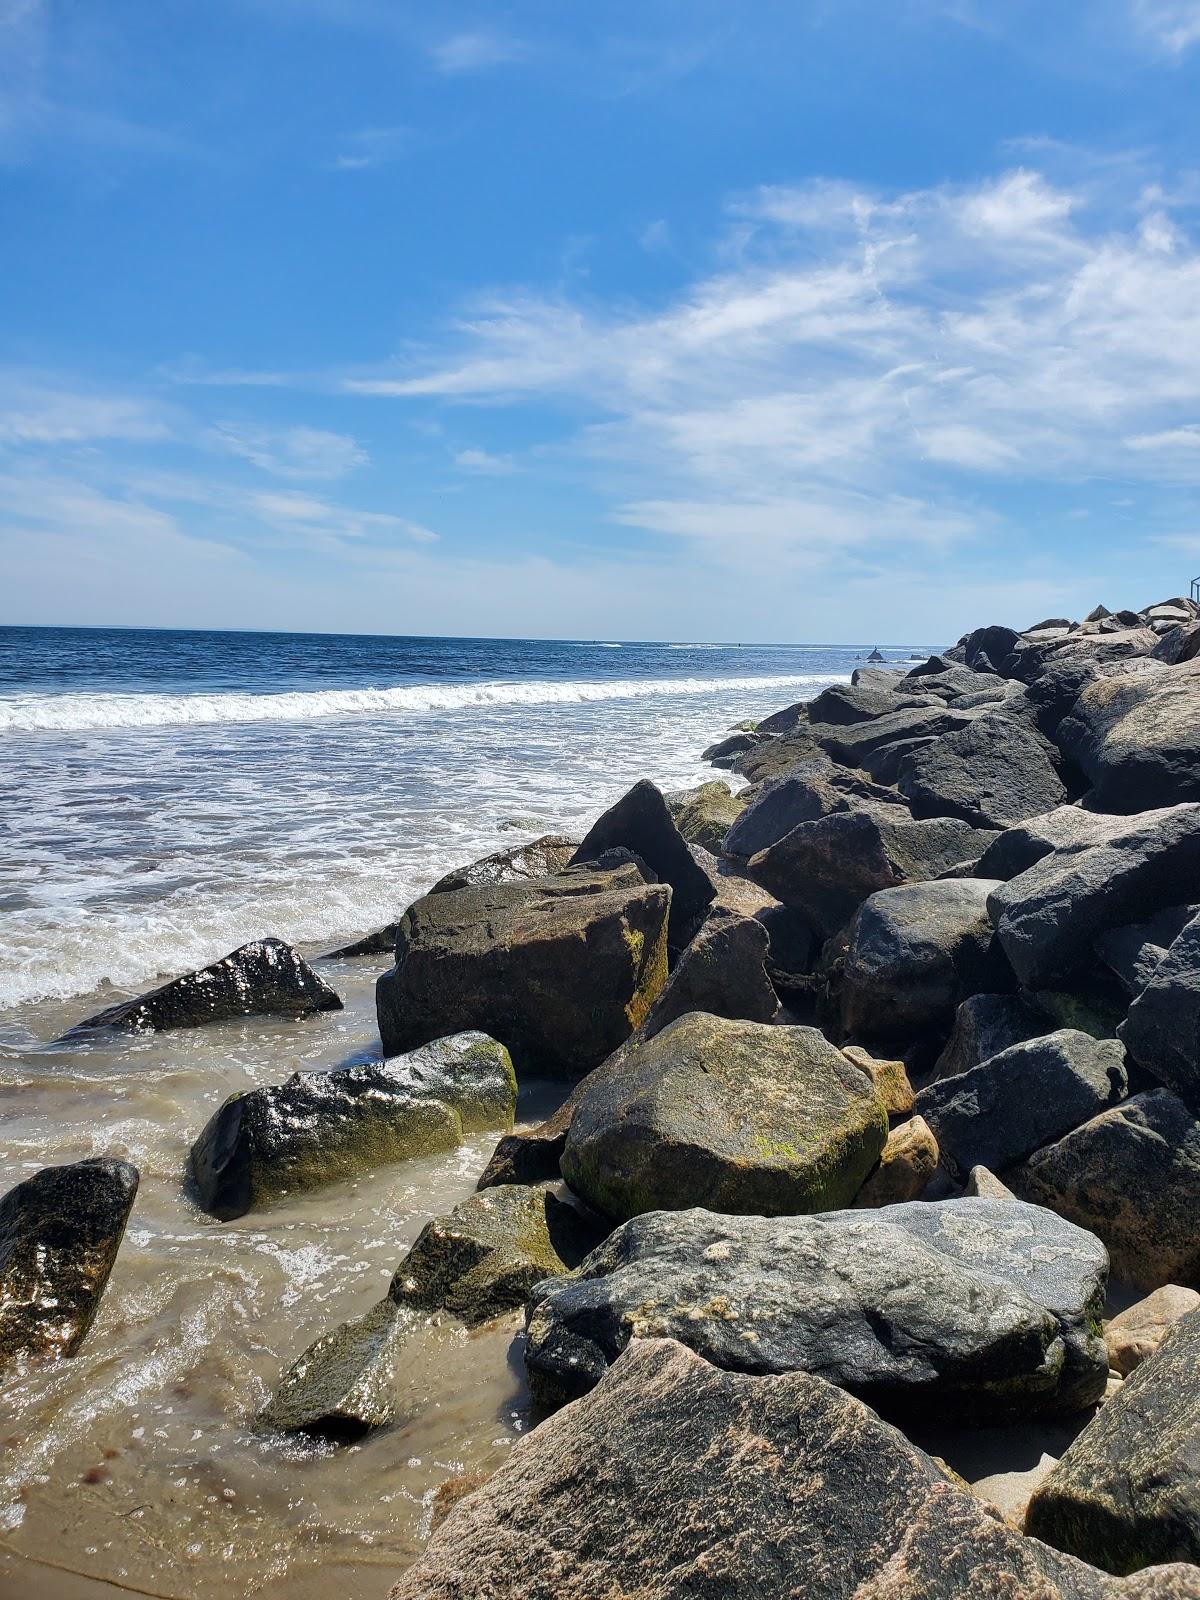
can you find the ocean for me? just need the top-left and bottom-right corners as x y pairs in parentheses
(0, 624), (929, 1599)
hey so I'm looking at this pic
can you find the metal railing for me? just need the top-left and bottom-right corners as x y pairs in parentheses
(1193, 575), (1200, 603)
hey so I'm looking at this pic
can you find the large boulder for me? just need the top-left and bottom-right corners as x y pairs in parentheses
(1011, 1090), (1200, 1290)
(568, 780), (713, 946)
(976, 805), (1123, 881)
(190, 1031), (516, 1220)
(375, 865), (670, 1076)
(747, 807), (995, 938)
(560, 1013), (887, 1223)
(664, 780), (745, 852)
(524, 1200), (1109, 1420)
(914, 1031), (1128, 1181)
(1058, 658), (1200, 812)
(429, 834), (578, 893)
(0, 1158), (139, 1377)
(840, 880), (1012, 1042)
(636, 910), (778, 1036)
(261, 1186), (596, 1437)
(988, 805), (1200, 989)
(930, 992), (1052, 1081)
(897, 713), (1066, 829)
(1027, 1308), (1200, 1574)
(1118, 914), (1200, 1097)
(61, 937), (342, 1037)
(392, 1339), (1198, 1600)
(816, 704), (980, 778)
(723, 763), (899, 859)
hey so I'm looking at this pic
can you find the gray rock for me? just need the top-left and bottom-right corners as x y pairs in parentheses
(61, 937), (342, 1037)
(840, 879), (1013, 1042)
(931, 992), (1052, 1082)
(1011, 1090), (1200, 1290)
(1027, 1307), (1200, 1574)
(429, 834), (578, 894)
(702, 730), (762, 767)
(569, 780), (714, 946)
(524, 1200), (1109, 1421)
(638, 909), (778, 1037)
(259, 1297), (416, 1437)
(975, 806), (1121, 881)
(816, 704), (979, 772)
(1105, 1285), (1200, 1377)
(914, 1030), (1128, 1181)
(560, 1012), (887, 1224)
(190, 1031), (516, 1220)
(748, 807), (995, 938)
(1096, 905), (1199, 998)
(375, 866), (670, 1077)
(1059, 657), (1200, 812)
(804, 681), (934, 725)
(898, 713), (1066, 828)
(1152, 622), (1200, 666)
(393, 1337), (1198, 1600)
(966, 1165), (1016, 1199)
(1119, 915), (1200, 1096)
(989, 805), (1200, 989)
(723, 764), (900, 858)
(964, 623), (1021, 672)
(0, 1158), (139, 1378)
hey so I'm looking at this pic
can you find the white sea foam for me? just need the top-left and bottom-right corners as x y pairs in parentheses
(0, 672), (836, 734)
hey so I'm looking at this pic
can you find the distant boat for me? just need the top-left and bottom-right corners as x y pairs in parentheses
(867, 646), (885, 663)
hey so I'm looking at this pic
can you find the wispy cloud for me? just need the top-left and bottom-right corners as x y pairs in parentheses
(251, 489), (438, 543)
(212, 422), (367, 478)
(328, 125), (411, 171)
(0, 375), (169, 444)
(339, 161), (1200, 571)
(429, 30), (524, 73)
(454, 447), (515, 475)
(1132, 0), (1200, 54)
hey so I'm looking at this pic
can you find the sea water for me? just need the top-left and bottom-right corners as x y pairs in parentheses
(0, 626), (926, 1597)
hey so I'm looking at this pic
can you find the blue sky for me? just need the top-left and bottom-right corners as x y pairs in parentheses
(2, 0), (1200, 641)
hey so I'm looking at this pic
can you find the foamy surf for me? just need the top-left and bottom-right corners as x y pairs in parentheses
(0, 673), (839, 735)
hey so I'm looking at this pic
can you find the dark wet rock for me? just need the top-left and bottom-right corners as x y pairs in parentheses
(1105, 1286), (1200, 1378)
(817, 704), (980, 779)
(375, 866), (670, 1077)
(429, 834), (578, 894)
(915, 1031), (1128, 1181)
(747, 807), (995, 938)
(569, 780), (713, 946)
(931, 992), (1052, 1082)
(392, 1337), (1198, 1600)
(664, 780), (744, 852)
(897, 713), (1066, 829)
(1027, 1307), (1200, 1574)
(805, 681), (932, 725)
(756, 902), (818, 979)
(1011, 1090), (1200, 1290)
(685, 845), (779, 922)
(262, 1186), (598, 1437)
(190, 1031), (516, 1220)
(1119, 914), (1200, 1097)
(702, 730), (762, 767)
(975, 805), (1121, 881)
(1096, 905), (1199, 998)
(723, 764), (900, 859)
(323, 923), (402, 958)
(0, 1158), (139, 1377)
(964, 623), (1021, 672)
(638, 910), (778, 1038)
(524, 1199), (1108, 1421)
(1058, 657), (1200, 812)
(840, 879), (1012, 1042)
(755, 699), (808, 734)
(560, 1012), (886, 1224)
(852, 1115), (938, 1206)
(735, 718), (834, 782)
(62, 938), (342, 1038)
(989, 805), (1200, 989)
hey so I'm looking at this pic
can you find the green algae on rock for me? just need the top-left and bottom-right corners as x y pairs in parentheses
(190, 1031), (516, 1220)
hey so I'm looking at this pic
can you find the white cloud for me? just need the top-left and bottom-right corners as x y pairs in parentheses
(454, 447), (515, 475)
(251, 489), (438, 543)
(212, 422), (367, 478)
(0, 377), (169, 444)
(340, 162), (1200, 578)
(329, 125), (410, 171)
(429, 31), (523, 73)
(1132, 0), (1200, 53)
